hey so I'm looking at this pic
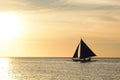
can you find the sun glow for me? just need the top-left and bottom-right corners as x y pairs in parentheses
(0, 13), (23, 43)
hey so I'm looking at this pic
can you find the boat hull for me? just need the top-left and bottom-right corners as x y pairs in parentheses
(72, 58), (91, 62)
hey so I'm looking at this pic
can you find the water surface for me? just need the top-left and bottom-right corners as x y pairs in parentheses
(0, 57), (120, 80)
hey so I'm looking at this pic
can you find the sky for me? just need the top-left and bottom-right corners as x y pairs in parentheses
(0, 0), (120, 57)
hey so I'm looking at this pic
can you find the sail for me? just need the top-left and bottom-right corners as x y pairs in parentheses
(73, 44), (79, 58)
(80, 39), (96, 59)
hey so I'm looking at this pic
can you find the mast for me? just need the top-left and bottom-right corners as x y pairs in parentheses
(80, 39), (96, 59)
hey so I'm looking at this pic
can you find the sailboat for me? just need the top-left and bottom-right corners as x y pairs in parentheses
(72, 39), (96, 62)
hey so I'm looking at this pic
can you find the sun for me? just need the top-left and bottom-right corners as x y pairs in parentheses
(0, 13), (23, 43)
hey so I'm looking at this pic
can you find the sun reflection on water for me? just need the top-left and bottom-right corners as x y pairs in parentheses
(0, 58), (11, 80)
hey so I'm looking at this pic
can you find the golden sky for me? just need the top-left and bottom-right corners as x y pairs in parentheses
(0, 0), (120, 57)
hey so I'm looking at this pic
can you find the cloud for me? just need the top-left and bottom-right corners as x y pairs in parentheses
(98, 15), (120, 22)
(0, 0), (120, 12)
(0, 0), (30, 11)
(59, 0), (120, 10)
(25, 0), (120, 11)
(61, 0), (120, 5)
(0, 0), (65, 12)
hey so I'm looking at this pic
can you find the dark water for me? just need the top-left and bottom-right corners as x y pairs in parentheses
(0, 57), (120, 80)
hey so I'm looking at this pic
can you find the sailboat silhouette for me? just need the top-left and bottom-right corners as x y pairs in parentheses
(72, 39), (96, 62)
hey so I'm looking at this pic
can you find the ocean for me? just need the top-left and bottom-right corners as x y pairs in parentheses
(0, 57), (120, 80)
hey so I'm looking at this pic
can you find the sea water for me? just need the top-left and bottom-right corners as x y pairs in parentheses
(0, 57), (120, 80)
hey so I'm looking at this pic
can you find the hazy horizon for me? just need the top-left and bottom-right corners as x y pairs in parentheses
(0, 0), (120, 57)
